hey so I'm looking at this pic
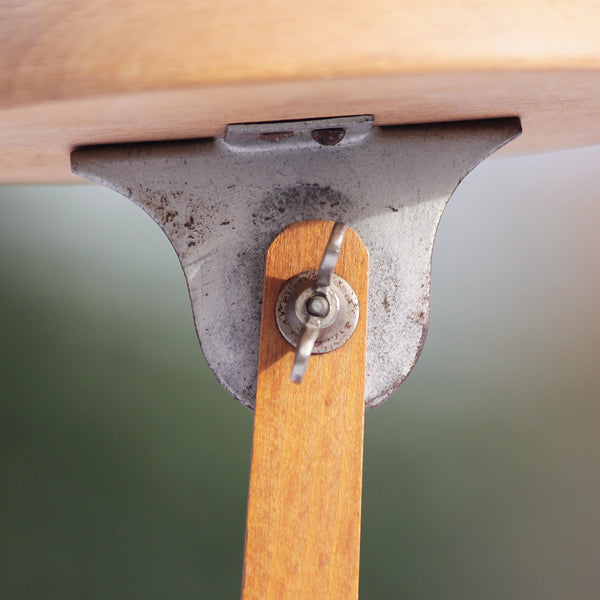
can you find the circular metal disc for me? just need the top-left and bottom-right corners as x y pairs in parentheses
(275, 270), (359, 354)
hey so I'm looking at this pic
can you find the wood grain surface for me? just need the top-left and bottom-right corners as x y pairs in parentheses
(242, 221), (369, 600)
(2, 1), (600, 182)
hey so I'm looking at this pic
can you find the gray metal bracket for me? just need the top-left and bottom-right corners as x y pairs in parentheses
(71, 116), (521, 409)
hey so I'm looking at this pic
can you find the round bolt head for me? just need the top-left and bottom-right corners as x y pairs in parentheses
(306, 294), (330, 317)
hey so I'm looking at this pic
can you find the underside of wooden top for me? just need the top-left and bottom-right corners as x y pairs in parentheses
(2, 1), (600, 182)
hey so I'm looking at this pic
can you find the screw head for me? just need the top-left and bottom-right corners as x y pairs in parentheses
(306, 293), (330, 317)
(311, 128), (346, 146)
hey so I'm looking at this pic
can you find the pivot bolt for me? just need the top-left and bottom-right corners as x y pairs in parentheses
(306, 294), (330, 317)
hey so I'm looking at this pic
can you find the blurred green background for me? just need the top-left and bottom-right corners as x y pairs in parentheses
(1, 146), (599, 599)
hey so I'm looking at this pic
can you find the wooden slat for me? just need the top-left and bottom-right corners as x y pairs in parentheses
(242, 220), (369, 600)
(2, 1), (600, 182)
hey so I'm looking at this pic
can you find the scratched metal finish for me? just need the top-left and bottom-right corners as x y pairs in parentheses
(71, 116), (520, 409)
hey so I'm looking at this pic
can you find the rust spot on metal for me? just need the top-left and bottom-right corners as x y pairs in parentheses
(259, 131), (295, 142)
(311, 128), (346, 146)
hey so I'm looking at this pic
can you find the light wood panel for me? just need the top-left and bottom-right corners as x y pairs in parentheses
(2, 1), (600, 182)
(3, 0), (600, 105)
(242, 221), (369, 600)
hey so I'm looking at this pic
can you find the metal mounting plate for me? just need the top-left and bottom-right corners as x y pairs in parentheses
(71, 116), (520, 409)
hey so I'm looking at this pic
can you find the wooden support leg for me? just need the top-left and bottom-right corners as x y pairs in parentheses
(242, 220), (369, 600)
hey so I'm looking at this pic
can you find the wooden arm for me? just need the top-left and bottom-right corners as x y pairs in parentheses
(243, 221), (368, 599)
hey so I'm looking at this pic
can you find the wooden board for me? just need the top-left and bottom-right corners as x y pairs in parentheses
(2, 1), (600, 182)
(242, 221), (369, 600)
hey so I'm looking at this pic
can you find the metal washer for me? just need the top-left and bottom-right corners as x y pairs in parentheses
(275, 269), (360, 354)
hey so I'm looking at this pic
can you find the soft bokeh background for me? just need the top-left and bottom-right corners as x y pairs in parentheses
(1, 146), (599, 599)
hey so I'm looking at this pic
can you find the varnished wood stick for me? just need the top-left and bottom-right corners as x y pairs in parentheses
(241, 220), (369, 600)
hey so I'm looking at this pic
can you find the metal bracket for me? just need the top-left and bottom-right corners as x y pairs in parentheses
(71, 116), (521, 409)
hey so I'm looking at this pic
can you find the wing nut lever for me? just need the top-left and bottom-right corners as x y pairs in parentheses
(274, 222), (360, 383)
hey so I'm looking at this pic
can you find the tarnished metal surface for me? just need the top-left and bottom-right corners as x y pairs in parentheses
(71, 116), (520, 409)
